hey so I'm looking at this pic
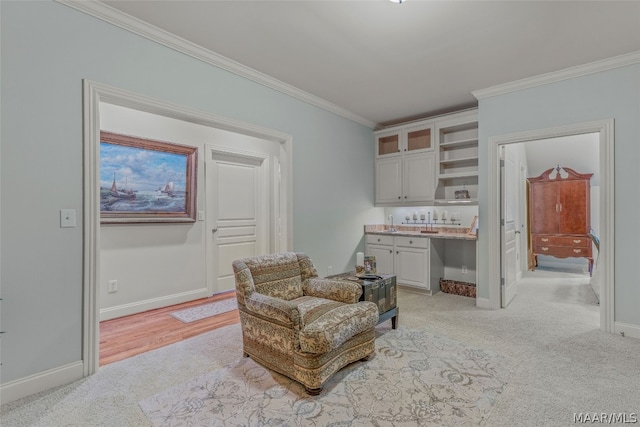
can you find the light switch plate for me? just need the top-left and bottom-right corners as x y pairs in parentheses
(198, 211), (205, 221)
(60, 209), (77, 228)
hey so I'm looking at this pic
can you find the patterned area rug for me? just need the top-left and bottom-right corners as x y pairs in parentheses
(139, 328), (512, 426)
(169, 298), (238, 323)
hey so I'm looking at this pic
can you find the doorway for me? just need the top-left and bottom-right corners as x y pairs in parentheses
(83, 80), (293, 376)
(487, 119), (614, 333)
(500, 134), (600, 308)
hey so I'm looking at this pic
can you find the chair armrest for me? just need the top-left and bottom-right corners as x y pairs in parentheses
(245, 292), (301, 328)
(303, 278), (362, 304)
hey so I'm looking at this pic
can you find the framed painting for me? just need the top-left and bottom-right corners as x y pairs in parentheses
(100, 131), (197, 223)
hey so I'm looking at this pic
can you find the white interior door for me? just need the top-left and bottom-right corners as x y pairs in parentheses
(501, 145), (518, 307)
(207, 149), (269, 293)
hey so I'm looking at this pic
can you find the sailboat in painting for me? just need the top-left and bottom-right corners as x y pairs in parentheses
(110, 172), (136, 199)
(160, 181), (175, 197)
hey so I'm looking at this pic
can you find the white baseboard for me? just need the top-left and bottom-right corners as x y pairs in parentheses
(614, 322), (640, 340)
(99, 288), (211, 321)
(0, 361), (84, 405)
(475, 296), (494, 309)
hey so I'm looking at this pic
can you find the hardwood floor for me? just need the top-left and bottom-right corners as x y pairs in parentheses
(99, 290), (239, 366)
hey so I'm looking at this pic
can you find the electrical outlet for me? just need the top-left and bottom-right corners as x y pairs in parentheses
(461, 265), (468, 274)
(108, 280), (118, 293)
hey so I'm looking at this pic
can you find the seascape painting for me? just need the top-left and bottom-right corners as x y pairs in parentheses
(100, 132), (197, 223)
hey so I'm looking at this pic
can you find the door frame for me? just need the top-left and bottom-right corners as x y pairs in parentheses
(82, 80), (293, 376)
(485, 119), (614, 333)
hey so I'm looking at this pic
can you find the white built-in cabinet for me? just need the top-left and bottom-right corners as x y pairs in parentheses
(365, 234), (444, 293)
(375, 123), (436, 205)
(374, 109), (478, 206)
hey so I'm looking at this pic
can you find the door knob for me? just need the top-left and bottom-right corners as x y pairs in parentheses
(212, 228), (218, 233)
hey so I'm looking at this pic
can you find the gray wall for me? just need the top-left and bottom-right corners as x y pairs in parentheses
(0, 1), (382, 385)
(477, 63), (640, 327)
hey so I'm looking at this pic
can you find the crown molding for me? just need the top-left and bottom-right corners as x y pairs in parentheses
(56, 0), (377, 129)
(472, 50), (640, 100)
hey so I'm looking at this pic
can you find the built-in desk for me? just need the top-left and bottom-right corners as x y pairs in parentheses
(364, 225), (477, 295)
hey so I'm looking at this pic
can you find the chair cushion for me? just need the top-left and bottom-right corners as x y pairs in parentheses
(293, 296), (379, 354)
(244, 252), (303, 300)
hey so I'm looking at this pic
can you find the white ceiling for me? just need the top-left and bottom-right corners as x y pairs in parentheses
(99, 0), (640, 127)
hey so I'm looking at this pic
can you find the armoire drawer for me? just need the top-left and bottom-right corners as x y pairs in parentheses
(534, 244), (592, 258)
(534, 235), (589, 248)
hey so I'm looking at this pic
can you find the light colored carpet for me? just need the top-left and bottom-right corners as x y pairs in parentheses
(169, 298), (237, 323)
(2, 270), (639, 426)
(139, 327), (512, 426)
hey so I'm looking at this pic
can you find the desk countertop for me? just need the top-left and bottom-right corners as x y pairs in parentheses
(365, 225), (477, 241)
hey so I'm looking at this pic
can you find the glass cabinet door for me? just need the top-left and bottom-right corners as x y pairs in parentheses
(376, 132), (401, 157)
(405, 125), (433, 153)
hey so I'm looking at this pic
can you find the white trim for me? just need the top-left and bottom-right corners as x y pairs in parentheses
(486, 119), (615, 335)
(0, 362), (84, 405)
(475, 296), (493, 310)
(472, 51), (640, 100)
(614, 322), (640, 341)
(57, 0), (376, 129)
(83, 79), (294, 377)
(99, 288), (210, 321)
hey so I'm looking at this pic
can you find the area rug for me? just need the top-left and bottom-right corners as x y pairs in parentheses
(139, 327), (512, 426)
(169, 298), (238, 323)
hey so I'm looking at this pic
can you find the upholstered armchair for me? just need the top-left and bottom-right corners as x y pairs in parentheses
(232, 252), (379, 394)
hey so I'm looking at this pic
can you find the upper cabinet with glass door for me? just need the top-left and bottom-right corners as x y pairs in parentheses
(375, 121), (435, 158)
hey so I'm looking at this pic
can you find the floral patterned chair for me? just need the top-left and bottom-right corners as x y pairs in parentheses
(232, 252), (379, 394)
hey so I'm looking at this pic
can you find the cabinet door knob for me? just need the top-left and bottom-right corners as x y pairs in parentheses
(404, 196), (407, 199)
(398, 196), (401, 199)
(377, 238), (381, 242)
(409, 240), (413, 244)
(389, 250), (392, 253)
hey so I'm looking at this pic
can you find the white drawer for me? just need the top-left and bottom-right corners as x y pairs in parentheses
(366, 234), (394, 246)
(394, 235), (429, 249)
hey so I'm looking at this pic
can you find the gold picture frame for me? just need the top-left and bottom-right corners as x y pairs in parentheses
(100, 131), (198, 224)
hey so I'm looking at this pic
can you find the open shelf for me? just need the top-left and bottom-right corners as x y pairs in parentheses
(435, 111), (479, 205)
(439, 137), (478, 149)
(438, 171), (479, 180)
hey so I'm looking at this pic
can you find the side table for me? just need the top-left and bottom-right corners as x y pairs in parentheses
(327, 272), (398, 329)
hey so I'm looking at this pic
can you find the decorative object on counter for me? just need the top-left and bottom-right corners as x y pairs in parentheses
(364, 256), (377, 274)
(388, 214), (396, 232)
(468, 215), (478, 235)
(455, 185), (470, 199)
(439, 278), (476, 298)
(356, 252), (365, 275)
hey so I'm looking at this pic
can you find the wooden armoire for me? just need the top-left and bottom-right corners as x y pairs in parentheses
(527, 166), (593, 275)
